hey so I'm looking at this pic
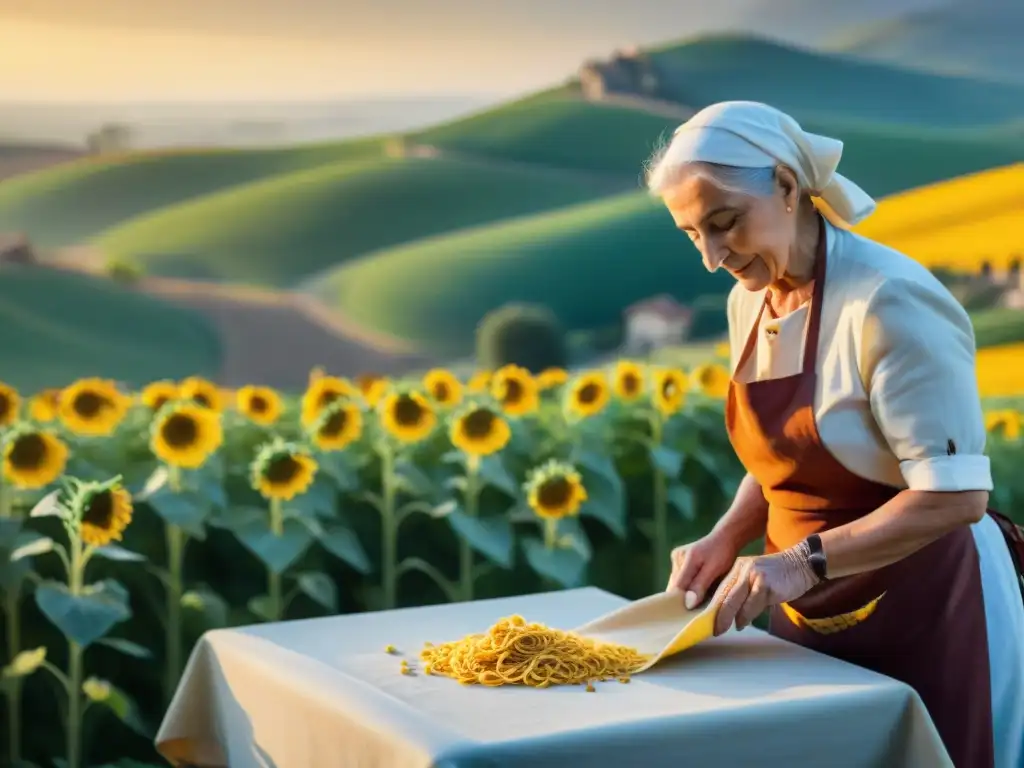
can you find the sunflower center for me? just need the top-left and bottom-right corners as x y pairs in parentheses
(192, 393), (211, 408)
(621, 373), (640, 395)
(161, 414), (199, 448)
(265, 455), (301, 485)
(662, 379), (677, 398)
(82, 491), (115, 530)
(394, 395), (424, 426)
(0, 393), (10, 420)
(501, 379), (523, 405)
(321, 410), (347, 437)
(9, 433), (45, 469)
(152, 396), (170, 411)
(249, 395), (268, 413)
(463, 408), (496, 439)
(537, 477), (572, 509)
(73, 392), (106, 418)
(577, 383), (600, 405)
(317, 391), (340, 410)
(432, 382), (450, 401)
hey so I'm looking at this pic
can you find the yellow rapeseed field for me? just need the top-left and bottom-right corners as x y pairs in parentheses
(854, 162), (1024, 272)
(975, 342), (1024, 398)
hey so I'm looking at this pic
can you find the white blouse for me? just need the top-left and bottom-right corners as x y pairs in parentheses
(727, 220), (993, 493)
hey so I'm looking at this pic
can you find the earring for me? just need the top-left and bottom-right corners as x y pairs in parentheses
(786, 206), (793, 213)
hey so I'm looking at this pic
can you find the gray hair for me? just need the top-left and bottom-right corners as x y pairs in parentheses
(643, 134), (782, 198)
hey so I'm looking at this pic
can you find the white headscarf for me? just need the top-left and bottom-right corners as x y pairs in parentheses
(651, 101), (876, 226)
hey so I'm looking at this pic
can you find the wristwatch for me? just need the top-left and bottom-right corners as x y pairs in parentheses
(804, 534), (828, 582)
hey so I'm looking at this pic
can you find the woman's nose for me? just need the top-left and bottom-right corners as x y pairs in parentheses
(701, 242), (728, 273)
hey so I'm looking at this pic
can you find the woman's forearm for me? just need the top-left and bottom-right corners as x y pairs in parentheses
(819, 490), (988, 579)
(712, 473), (769, 551)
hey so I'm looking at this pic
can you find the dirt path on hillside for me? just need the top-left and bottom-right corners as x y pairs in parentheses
(135, 276), (432, 389)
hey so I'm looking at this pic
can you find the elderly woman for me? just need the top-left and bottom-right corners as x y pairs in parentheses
(656, 101), (1024, 768)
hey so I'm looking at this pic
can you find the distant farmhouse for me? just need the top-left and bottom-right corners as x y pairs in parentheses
(579, 46), (662, 100)
(980, 257), (1024, 309)
(623, 294), (694, 353)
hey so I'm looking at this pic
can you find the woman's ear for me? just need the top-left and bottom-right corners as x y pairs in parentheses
(774, 166), (801, 210)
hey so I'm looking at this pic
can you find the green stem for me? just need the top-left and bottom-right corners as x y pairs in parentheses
(67, 536), (85, 768)
(268, 498), (284, 621)
(380, 446), (398, 610)
(459, 456), (479, 602)
(164, 466), (187, 704)
(164, 523), (185, 704)
(5, 584), (22, 765)
(543, 518), (558, 551)
(652, 417), (669, 592)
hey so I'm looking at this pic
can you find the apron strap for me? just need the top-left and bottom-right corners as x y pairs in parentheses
(986, 509), (1024, 608)
(802, 215), (829, 376)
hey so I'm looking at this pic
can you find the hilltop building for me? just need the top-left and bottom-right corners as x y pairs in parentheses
(623, 295), (693, 353)
(579, 47), (662, 100)
(0, 233), (37, 266)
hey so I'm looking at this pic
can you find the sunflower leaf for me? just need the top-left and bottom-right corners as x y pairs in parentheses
(91, 544), (145, 562)
(522, 539), (587, 588)
(28, 490), (63, 519)
(96, 637), (152, 659)
(247, 595), (276, 622)
(287, 476), (337, 519)
(649, 445), (684, 478)
(476, 456), (520, 499)
(194, 470), (228, 511)
(94, 682), (152, 738)
(143, 487), (209, 540)
(34, 579), (131, 647)
(234, 519), (314, 574)
(10, 535), (54, 563)
(575, 457), (627, 538)
(553, 517), (593, 561)
(667, 483), (697, 521)
(319, 525), (371, 574)
(181, 585), (230, 629)
(295, 571), (338, 612)
(446, 508), (514, 569)
(317, 453), (360, 492)
(393, 458), (435, 498)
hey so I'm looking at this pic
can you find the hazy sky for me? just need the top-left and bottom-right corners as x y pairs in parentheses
(0, 0), (948, 101)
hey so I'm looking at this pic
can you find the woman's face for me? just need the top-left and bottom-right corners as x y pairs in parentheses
(662, 171), (799, 292)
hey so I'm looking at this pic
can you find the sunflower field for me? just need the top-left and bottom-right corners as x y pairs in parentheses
(0, 361), (1022, 767)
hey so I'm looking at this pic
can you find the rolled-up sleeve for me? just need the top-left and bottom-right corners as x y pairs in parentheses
(860, 276), (992, 492)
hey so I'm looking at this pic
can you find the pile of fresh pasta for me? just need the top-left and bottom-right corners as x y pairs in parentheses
(417, 615), (649, 689)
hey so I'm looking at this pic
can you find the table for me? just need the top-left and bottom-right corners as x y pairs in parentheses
(156, 587), (951, 768)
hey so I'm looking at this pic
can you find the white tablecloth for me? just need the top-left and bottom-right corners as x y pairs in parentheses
(156, 587), (950, 768)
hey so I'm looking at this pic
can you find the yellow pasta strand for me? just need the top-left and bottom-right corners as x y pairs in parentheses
(420, 615), (650, 688)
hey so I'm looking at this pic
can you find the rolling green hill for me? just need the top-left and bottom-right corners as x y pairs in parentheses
(414, 90), (678, 176)
(0, 267), (221, 392)
(95, 154), (619, 286)
(312, 191), (729, 356)
(0, 137), (385, 248)
(645, 35), (1024, 128)
(829, 4), (1024, 84)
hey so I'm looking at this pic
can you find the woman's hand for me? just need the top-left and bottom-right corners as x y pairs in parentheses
(666, 531), (741, 610)
(711, 548), (819, 636)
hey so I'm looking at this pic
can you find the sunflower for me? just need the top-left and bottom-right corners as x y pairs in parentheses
(73, 478), (134, 548)
(714, 340), (731, 359)
(424, 369), (463, 407)
(301, 375), (358, 428)
(236, 385), (282, 426)
(362, 378), (388, 408)
(179, 376), (223, 411)
(467, 370), (492, 393)
(652, 368), (688, 417)
(139, 380), (179, 412)
(537, 367), (569, 390)
(449, 401), (511, 458)
(2, 425), (68, 490)
(378, 389), (436, 444)
(693, 363), (730, 399)
(566, 372), (611, 419)
(312, 400), (363, 451)
(58, 378), (130, 436)
(151, 402), (223, 469)
(28, 389), (60, 422)
(0, 382), (21, 427)
(490, 365), (539, 417)
(251, 440), (318, 501)
(524, 460), (588, 520)
(613, 361), (645, 401)
(985, 410), (1022, 441)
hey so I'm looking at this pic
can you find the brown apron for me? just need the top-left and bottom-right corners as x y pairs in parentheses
(724, 217), (1014, 768)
